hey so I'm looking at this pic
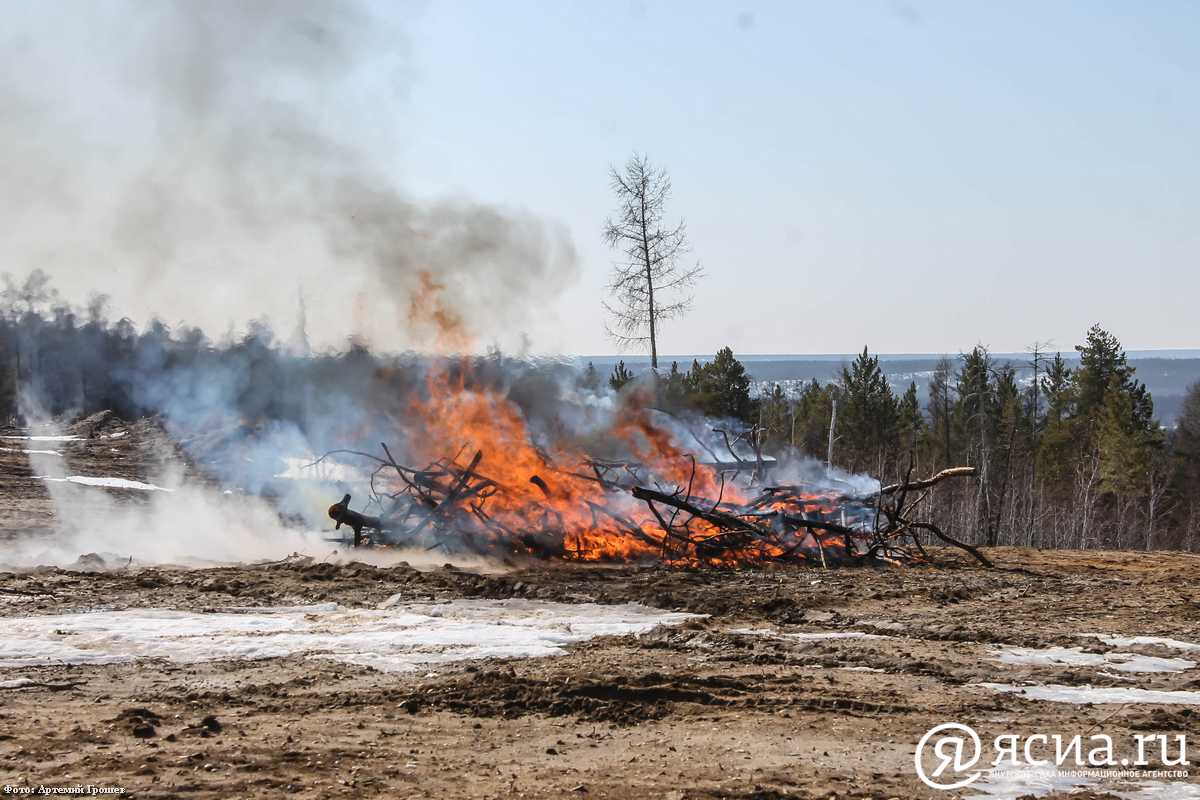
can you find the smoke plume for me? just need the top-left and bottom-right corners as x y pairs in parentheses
(0, 1), (577, 352)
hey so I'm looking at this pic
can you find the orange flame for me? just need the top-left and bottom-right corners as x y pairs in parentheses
(371, 363), (863, 566)
(407, 271), (472, 353)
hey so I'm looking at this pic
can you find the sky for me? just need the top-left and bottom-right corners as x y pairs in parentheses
(1, 1), (1196, 357)
(396, 0), (1199, 355)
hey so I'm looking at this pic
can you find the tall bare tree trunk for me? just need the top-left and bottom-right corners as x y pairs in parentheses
(827, 398), (837, 467)
(639, 184), (658, 370)
(603, 154), (701, 366)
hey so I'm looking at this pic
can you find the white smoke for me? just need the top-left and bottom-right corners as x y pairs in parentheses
(0, 1), (578, 353)
(6, 446), (320, 568)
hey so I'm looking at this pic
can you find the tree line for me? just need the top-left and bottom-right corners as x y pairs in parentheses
(4, 268), (1198, 553)
(592, 325), (1200, 553)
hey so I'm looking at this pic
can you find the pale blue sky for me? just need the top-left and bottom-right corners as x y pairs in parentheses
(2, 1), (1195, 357)
(396, 1), (1199, 355)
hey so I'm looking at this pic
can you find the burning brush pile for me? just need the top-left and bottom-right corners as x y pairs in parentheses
(317, 371), (988, 568)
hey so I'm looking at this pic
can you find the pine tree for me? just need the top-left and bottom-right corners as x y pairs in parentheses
(1037, 352), (1079, 490)
(956, 346), (995, 456)
(661, 360), (688, 411)
(759, 382), (792, 451)
(1075, 324), (1129, 416)
(792, 379), (834, 459)
(837, 347), (897, 472)
(1096, 375), (1152, 496)
(1041, 353), (1073, 423)
(608, 360), (634, 391)
(1074, 324), (1155, 432)
(688, 347), (751, 420)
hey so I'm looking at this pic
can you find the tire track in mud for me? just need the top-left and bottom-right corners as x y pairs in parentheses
(141, 663), (923, 726)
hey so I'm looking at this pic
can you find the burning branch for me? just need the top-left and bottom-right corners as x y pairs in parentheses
(314, 439), (987, 569)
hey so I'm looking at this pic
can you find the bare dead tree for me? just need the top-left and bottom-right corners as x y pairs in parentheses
(602, 153), (702, 370)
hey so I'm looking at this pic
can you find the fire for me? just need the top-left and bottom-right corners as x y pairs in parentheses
(345, 363), (873, 567)
(399, 366), (730, 561)
(407, 271), (473, 353)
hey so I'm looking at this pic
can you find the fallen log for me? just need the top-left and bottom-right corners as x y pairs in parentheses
(877, 466), (977, 496)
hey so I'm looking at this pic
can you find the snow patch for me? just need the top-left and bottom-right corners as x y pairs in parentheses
(965, 766), (1200, 800)
(980, 683), (1200, 705)
(964, 766), (1094, 799)
(1, 435), (81, 442)
(34, 476), (173, 492)
(1082, 634), (1200, 653)
(1116, 781), (1200, 799)
(1, 448), (62, 456)
(992, 645), (1195, 673)
(0, 599), (702, 672)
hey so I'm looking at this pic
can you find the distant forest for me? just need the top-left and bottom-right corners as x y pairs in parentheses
(584, 355), (1200, 425)
(3, 269), (1199, 554)
(596, 326), (1200, 553)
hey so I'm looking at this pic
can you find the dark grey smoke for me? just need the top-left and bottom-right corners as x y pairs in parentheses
(0, 0), (577, 352)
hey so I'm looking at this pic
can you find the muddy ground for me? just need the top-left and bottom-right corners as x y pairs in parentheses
(1, 420), (1199, 798)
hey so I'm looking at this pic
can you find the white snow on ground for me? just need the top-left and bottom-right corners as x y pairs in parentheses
(1, 435), (81, 442)
(1082, 634), (1200, 652)
(979, 683), (1200, 705)
(964, 766), (1094, 799)
(992, 645), (1196, 673)
(33, 476), (173, 492)
(965, 766), (1200, 800)
(1, 447), (62, 456)
(1117, 781), (1200, 799)
(0, 598), (701, 673)
(728, 627), (891, 641)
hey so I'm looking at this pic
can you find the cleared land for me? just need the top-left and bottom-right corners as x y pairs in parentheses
(1, 423), (1198, 799)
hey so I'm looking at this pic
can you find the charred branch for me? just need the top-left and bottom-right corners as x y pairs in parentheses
(314, 441), (988, 569)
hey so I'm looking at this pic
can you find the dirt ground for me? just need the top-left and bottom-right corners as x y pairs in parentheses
(1, 420), (1199, 799)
